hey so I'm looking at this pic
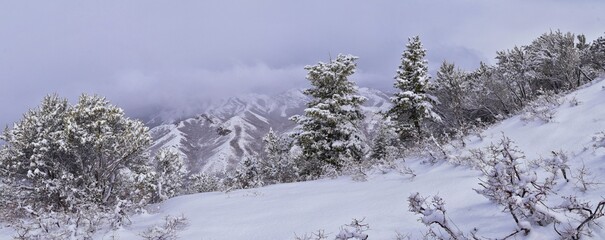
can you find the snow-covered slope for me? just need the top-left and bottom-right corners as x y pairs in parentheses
(102, 78), (605, 239)
(149, 88), (391, 174)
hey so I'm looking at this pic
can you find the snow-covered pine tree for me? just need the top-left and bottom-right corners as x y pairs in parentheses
(388, 36), (441, 141)
(261, 128), (296, 184)
(152, 147), (187, 203)
(290, 54), (366, 177)
(369, 122), (398, 163)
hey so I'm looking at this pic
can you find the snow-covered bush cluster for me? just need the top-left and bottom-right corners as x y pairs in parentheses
(475, 137), (555, 232)
(187, 172), (224, 193)
(0, 94), (152, 216)
(335, 218), (370, 240)
(139, 215), (189, 240)
(293, 218), (369, 240)
(521, 91), (562, 123)
(0, 94), (192, 237)
(411, 135), (605, 239)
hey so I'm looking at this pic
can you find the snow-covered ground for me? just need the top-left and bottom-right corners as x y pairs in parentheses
(2, 79), (605, 239)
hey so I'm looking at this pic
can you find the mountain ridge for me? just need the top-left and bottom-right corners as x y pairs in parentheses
(149, 87), (392, 174)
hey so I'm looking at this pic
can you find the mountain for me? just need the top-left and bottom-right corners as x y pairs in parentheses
(148, 87), (392, 174)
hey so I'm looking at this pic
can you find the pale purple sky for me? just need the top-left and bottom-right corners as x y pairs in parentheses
(1, 0), (604, 127)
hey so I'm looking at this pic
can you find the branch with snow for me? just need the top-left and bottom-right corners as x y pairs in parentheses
(139, 214), (189, 240)
(408, 192), (468, 240)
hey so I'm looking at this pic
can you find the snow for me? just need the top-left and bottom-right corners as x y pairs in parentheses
(107, 164), (500, 240)
(3, 78), (605, 239)
(101, 78), (605, 240)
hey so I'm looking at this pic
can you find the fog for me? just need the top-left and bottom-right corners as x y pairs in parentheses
(0, 0), (603, 126)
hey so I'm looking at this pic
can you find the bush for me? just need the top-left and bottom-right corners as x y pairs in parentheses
(139, 215), (189, 240)
(520, 91), (561, 123)
(187, 173), (223, 193)
(475, 136), (555, 233)
(0, 94), (153, 231)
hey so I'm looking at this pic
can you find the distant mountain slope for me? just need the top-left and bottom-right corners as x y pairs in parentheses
(149, 87), (392, 173)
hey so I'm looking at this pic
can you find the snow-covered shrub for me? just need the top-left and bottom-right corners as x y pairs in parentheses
(543, 150), (570, 182)
(293, 230), (328, 240)
(475, 136), (555, 232)
(335, 218), (369, 240)
(448, 146), (490, 169)
(259, 129), (298, 184)
(521, 90), (561, 123)
(293, 218), (368, 240)
(572, 161), (599, 192)
(568, 95), (582, 106)
(0, 94), (152, 215)
(555, 196), (605, 240)
(139, 215), (189, 240)
(11, 203), (128, 240)
(591, 131), (605, 149)
(231, 156), (264, 189)
(187, 173), (223, 193)
(408, 193), (467, 240)
(150, 148), (187, 203)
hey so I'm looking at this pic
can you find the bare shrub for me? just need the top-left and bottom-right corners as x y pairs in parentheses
(139, 215), (189, 240)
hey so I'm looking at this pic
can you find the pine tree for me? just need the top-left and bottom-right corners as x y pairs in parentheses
(290, 54), (366, 177)
(388, 36), (441, 141)
(369, 122), (398, 162)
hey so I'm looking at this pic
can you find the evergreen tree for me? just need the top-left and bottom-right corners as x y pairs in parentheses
(290, 54), (366, 177)
(388, 36), (441, 140)
(369, 122), (398, 162)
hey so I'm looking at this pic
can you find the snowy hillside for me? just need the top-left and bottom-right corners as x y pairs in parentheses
(91, 78), (605, 239)
(149, 88), (391, 174)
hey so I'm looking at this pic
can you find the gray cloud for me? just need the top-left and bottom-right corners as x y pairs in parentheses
(1, 0), (604, 127)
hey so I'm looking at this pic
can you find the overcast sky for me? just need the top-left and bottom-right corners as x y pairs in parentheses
(1, 0), (604, 127)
